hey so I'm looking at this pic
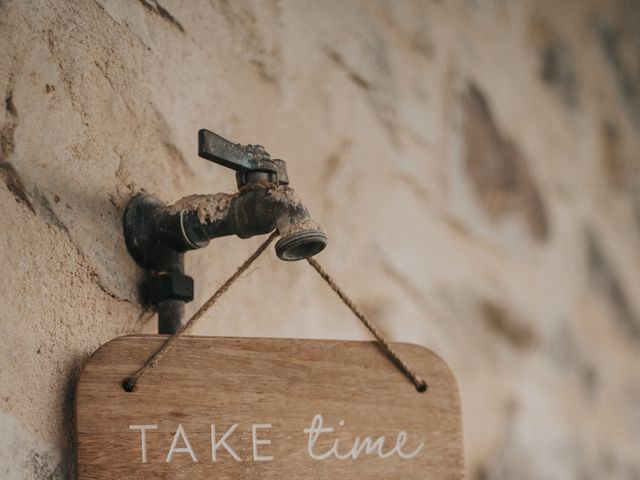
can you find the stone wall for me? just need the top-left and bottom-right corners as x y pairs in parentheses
(1, 0), (639, 478)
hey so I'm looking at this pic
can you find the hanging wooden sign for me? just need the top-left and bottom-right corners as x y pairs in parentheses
(75, 335), (463, 479)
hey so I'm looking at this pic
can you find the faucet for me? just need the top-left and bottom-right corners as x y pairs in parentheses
(123, 129), (327, 333)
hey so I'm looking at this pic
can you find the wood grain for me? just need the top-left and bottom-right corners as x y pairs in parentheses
(75, 335), (464, 479)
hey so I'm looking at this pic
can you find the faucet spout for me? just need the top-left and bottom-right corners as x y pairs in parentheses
(173, 183), (327, 261)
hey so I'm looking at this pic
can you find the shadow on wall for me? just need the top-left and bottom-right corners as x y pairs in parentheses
(462, 83), (550, 241)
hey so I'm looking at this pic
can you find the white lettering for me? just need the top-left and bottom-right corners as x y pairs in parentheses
(129, 424), (158, 463)
(303, 414), (335, 460)
(349, 435), (389, 459)
(252, 424), (273, 461)
(211, 424), (241, 461)
(128, 415), (423, 465)
(395, 430), (424, 459)
(303, 414), (424, 461)
(166, 424), (198, 463)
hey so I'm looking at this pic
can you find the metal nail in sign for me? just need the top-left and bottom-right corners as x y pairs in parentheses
(75, 335), (464, 479)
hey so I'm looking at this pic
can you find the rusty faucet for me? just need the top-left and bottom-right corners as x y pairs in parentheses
(123, 129), (327, 333)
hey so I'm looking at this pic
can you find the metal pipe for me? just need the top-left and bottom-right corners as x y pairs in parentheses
(157, 300), (185, 335)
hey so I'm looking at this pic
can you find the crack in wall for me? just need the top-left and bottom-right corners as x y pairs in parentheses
(585, 228), (640, 343)
(0, 162), (34, 213)
(325, 48), (372, 91)
(1, 90), (17, 157)
(138, 0), (185, 33)
(0, 87), (35, 213)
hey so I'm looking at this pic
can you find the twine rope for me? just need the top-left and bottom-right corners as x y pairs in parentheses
(306, 257), (427, 392)
(123, 231), (278, 391)
(124, 232), (427, 393)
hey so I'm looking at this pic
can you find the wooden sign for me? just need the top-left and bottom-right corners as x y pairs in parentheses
(75, 335), (463, 479)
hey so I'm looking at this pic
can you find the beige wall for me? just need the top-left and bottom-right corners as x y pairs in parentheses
(1, 0), (640, 478)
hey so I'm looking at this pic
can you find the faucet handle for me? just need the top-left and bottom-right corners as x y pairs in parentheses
(198, 129), (289, 186)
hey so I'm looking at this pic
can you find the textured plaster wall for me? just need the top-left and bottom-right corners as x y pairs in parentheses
(1, 0), (639, 478)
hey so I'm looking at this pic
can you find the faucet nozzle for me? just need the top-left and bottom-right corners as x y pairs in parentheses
(275, 223), (328, 261)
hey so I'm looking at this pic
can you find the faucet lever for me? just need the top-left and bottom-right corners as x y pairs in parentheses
(198, 129), (289, 186)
